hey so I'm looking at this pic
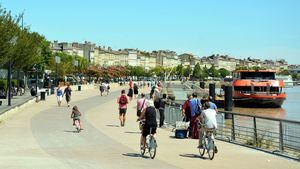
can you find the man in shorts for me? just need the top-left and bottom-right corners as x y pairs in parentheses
(139, 100), (157, 149)
(117, 90), (128, 127)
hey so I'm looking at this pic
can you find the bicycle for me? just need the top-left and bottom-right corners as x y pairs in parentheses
(74, 119), (81, 133)
(198, 123), (217, 160)
(140, 127), (157, 159)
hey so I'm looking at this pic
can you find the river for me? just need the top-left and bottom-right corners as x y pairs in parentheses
(171, 84), (300, 121)
(233, 86), (300, 121)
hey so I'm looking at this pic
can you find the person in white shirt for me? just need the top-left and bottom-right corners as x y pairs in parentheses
(197, 102), (218, 152)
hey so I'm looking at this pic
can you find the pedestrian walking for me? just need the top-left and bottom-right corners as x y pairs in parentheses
(182, 94), (193, 137)
(106, 83), (110, 95)
(56, 85), (63, 106)
(189, 93), (202, 139)
(127, 87), (133, 101)
(133, 83), (139, 98)
(99, 82), (105, 96)
(158, 94), (168, 127)
(63, 84), (72, 107)
(117, 90), (129, 127)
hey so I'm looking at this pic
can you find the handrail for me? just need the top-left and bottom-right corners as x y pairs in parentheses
(163, 104), (300, 160)
(219, 110), (300, 124)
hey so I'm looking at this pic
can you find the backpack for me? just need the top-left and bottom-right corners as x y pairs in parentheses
(119, 95), (128, 105)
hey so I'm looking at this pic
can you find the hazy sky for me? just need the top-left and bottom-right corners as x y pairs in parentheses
(1, 0), (300, 64)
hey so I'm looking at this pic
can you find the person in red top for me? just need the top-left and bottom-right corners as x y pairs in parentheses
(182, 94), (193, 137)
(117, 90), (129, 127)
(129, 79), (133, 88)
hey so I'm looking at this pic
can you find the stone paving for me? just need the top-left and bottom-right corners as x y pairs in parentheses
(0, 84), (299, 169)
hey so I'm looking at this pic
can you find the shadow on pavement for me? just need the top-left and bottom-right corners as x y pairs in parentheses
(106, 124), (120, 127)
(122, 153), (150, 159)
(124, 131), (140, 134)
(63, 130), (80, 133)
(179, 154), (206, 159)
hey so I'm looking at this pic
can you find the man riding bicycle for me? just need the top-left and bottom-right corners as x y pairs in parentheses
(139, 100), (157, 149)
(196, 102), (218, 153)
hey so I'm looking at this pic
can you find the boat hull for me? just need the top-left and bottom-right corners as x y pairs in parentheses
(234, 97), (285, 108)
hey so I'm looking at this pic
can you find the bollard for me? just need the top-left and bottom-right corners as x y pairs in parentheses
(209, 83), (215, 101)
(224, 85), (233, 119)
(50, 85), (55, 95)
(40, 91), (46, 101)
(200, 81), (205, 89)
(78, 85), (81, 91)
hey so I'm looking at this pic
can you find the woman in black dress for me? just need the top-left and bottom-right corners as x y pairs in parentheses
(133, 83), (139, 98)
(127, 87), (133, 101)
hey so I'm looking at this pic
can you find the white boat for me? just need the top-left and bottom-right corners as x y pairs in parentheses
(276, 75), (294, 88)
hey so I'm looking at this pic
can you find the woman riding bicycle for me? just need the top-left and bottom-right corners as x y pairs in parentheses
(139, 100), (157, 149)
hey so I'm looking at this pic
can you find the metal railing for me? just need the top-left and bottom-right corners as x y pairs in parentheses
(162, 105), (300, 160)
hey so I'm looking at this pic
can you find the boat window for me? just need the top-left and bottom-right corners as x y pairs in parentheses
(240, 72), (275, 80)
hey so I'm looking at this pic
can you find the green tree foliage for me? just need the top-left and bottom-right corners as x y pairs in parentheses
(203, 65), (209, 78)
(183, 65), (191, 78)
(175, 64), (184, 78)
(128, 66), (147, 77)
(208, 65), (220, 77)
(192, 63), (202, 79)
(291, 73), (300, 80)
(278, 69), (290, 75)
(47, 52), (88, 78)
(0, 6), (21, 66)
(219, 68), (230, 78)
(150, 66), (165, 77)
(0, 7), (49, 73)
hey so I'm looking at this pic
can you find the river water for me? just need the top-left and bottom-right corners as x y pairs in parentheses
(233, 86), (300, 121)
(171, 85), (300, 121)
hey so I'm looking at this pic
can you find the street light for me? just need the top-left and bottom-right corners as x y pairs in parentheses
(73, 60), (78, 85)
(7, 36), (17, 106)
(32, 64), (39, 97)
(55, 56), (61, 86)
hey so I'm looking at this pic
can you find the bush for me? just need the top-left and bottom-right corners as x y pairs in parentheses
(0, 80), (7, 91)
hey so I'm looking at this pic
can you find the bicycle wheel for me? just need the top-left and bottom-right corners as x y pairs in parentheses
(207, 137), (215, 160)
(148, 137), (157, 159)
(198, 137), (206, 157)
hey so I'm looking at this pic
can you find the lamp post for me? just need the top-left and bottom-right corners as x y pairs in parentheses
(55, 56), (61, 86)
(7, 36), (17, 106)
(31, 64), (39, 97)
(73, 60), (78, 84)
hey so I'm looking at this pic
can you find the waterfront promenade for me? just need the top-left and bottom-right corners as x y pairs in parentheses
(0, 85), (299, 169)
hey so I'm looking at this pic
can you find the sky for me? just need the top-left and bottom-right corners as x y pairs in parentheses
(1, 0), (300, 64)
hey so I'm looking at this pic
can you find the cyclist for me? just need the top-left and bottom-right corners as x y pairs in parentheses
(71, 105), (83, 130)
(139, 100), (157, 149)
(197, 102), (218, 153)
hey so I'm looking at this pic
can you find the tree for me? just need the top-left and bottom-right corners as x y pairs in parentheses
(192, 63), (202, 80)
(183, 65), (191, 78)
(219, 68), (230, 78)
(208, 65), (220, 77)
(203, 65), (209, 78)
(150, 66), (164, 77)
(278, 69), (290, 75)
(291, 73), (300, 80)
(0, 6), (22, 66)
(175, 65), (184, 78)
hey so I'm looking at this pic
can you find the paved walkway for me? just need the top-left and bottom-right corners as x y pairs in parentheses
(0, 91), (34, 115)
(0, 85), (299, 169)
